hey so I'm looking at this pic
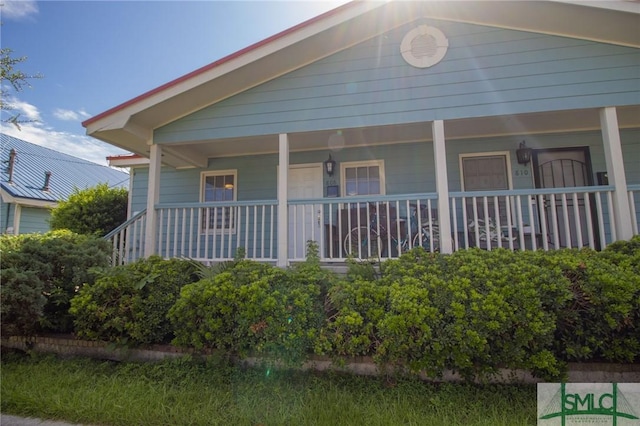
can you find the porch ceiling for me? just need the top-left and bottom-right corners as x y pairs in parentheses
(158, 106), (640, 168)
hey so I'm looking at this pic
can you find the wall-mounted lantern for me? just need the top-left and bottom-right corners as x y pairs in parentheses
(516, 141), (532, 165)
(324, 154), (336, 176)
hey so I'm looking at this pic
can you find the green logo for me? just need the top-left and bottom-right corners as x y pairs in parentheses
(538, 383), (639, 426)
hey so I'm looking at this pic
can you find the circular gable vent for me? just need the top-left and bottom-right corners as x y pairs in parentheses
(400, 25), (449, 68)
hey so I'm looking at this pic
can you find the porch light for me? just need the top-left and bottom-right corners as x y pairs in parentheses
(516, 141), (532, 165)
(324, 154), (336, 176)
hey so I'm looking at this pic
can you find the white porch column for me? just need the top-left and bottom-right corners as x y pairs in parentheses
(277, 133), (289, 267)
(144, 143), (162, 257)
(432, 120), (452, 254)
(600, 107), (633, 241)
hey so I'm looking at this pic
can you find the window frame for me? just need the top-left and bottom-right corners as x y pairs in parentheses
(200, 170), (238, 234)
(340, 160), (386, 197)
(459, 151), (513, 192)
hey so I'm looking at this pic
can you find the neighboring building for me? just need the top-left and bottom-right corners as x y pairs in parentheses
(85, 1), (639, 266)
(0, 134), (129, 235)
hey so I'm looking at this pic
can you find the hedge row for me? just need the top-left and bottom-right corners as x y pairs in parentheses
(2, 234), (639, 381)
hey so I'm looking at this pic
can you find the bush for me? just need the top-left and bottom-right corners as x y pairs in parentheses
(170, 243), (329, 364)
(70, 256), (199, 345)
(0, 231), (111, 334)
(540, 248), (640, 363)
(49, 183), (128, 236)
(320, 249), (569, 380)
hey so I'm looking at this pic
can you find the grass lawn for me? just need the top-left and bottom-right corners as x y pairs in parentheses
(1, 351), (537, 426)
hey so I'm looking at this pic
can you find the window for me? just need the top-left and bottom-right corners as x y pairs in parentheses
(460, 152), (512, 223)
(341, 160), (385, 196)
(201, 171), (237, 233)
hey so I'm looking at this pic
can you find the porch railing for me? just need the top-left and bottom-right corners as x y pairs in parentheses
(106, 185), (634, 265)
(449, 186), (616, 251)
(155, 200), (278, 263)
(103, 209), (147, 265)
(629, 184), (640, 236)
(288, 194), (439, 261)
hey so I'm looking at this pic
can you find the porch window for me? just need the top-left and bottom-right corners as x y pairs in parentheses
(460, 152), (512, 223)
(201, 171), (237, 233)
(341, 160), (385, 196)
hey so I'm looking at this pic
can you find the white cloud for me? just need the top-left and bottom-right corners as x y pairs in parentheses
(2, 119), (129, 166)
(53, 108), (91, 121)
(1, 1), (38, 20)
(6, 97), (42, 121)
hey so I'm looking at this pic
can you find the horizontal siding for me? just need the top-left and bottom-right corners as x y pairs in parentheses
(156, 19), (639, 143)
(132, 131), (638, 212)
(19, 206), (51, 234)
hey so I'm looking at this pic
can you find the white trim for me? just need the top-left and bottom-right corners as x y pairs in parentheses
(199, 169), (238, 235)
(0, 188), (58, 208)
(340, 160), (386, 197)
(459, 151), (514, 192)
(13, 204), (22, 235)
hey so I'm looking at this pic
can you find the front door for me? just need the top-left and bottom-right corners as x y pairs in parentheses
(288, 164), (323, 259)
(533, 147), (597, 248)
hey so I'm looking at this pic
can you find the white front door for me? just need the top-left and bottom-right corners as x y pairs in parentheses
(288, 164), (323, 259)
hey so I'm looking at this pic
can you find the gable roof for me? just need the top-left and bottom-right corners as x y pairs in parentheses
(83, 1), (640, 167)
(1, 134), (129, 205)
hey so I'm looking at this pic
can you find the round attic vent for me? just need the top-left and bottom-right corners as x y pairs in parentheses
(400, 25), (449, 68)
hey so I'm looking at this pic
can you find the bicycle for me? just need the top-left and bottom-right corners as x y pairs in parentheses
(343, 202), (441, 258)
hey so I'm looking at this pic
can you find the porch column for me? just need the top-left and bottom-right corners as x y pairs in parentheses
(144, 143), (162, 257)
(432, 120), (452, 254)
(277, 133), (289, 267)
(600, 107), (633, 241)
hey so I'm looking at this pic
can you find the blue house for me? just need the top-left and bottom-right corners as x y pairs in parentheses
(84, 1), (639, 266)
(1, 134), (129, 234)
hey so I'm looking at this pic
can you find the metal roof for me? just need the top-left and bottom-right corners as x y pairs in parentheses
(1, 134), (129, 203)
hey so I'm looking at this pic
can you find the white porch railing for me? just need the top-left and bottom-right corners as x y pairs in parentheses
(288, 194), (439, 261)
(155, 201), (278, 263)
(449, 186), (616, 251)
(629, 184), (640, 236)
(103, 209), (147, 265)
(105, 185), (637, 265)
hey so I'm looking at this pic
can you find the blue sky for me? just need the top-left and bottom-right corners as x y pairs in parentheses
(1, 0), (348, 164)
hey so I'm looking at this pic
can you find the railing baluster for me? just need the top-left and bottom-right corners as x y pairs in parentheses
(560, 194), (571, 249)
(629, 191), (638, 235)
(606, 191), (616, 244)
(572, 193), (583, 248)
(584, 193), (595, 249)
(549, 194), (560, 249)
(595, 192), (606, 248)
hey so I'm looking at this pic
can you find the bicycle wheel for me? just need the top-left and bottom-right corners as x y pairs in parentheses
(343, 227), (380, 258)
(412, 227), (440, 252)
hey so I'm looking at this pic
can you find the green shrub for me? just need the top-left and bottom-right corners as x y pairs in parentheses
(0, 268), (45, 336)
(0, 231), (111, 334)
(321, 249), (569, 381)
(170, 244), (328, 364)
(70, 256), (198, 345)
(540, 248), (640, 363)
(49, 183), (128, 236)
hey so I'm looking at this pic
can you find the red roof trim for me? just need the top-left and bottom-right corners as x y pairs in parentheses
(82, 1), (357, 128)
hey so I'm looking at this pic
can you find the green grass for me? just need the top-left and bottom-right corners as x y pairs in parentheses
(1, 351), (537, 426)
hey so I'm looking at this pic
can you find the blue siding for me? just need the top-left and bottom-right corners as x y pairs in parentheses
(155, 19), (639, 143)
(19, 206), (51, 234)
(0, 200), (15, 233)
(133, 130), (638, 210)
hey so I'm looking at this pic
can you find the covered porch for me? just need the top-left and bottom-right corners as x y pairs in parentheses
(105, 106), (640, 266)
